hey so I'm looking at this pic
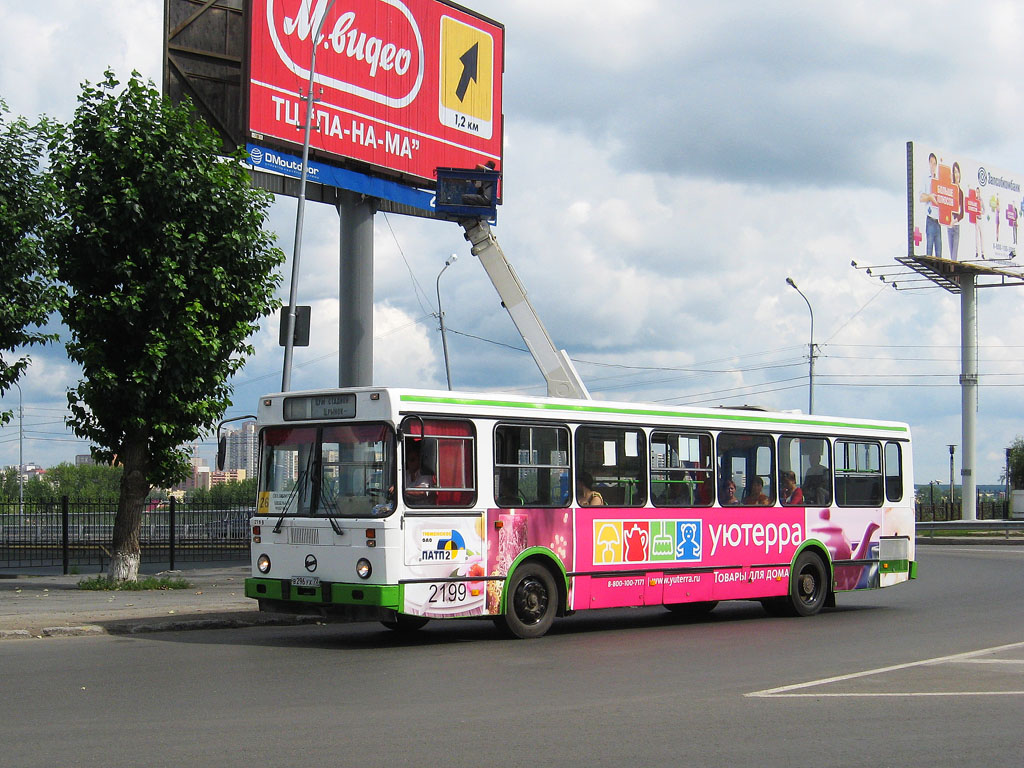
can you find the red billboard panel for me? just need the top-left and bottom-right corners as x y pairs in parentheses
(249, 0), (503, 186)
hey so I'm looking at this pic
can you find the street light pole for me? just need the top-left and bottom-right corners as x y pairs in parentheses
(785, 277), (815, 414)
(14, 381), (23, 514)
(282, 0), (336, 392)
(948, 444), (956, 519)
(436, 254), (457, 390)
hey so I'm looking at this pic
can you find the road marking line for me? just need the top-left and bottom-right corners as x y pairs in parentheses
(756, 691), (1024, 698)
(746, 640), (1024, 698)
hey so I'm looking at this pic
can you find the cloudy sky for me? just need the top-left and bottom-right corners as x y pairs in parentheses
(1, 1), (1023, 485)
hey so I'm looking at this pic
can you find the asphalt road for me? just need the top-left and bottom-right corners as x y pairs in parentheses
(1, 544), (1022, 767)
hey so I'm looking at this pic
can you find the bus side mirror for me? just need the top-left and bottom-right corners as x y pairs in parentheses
(214, 414), (256, 472)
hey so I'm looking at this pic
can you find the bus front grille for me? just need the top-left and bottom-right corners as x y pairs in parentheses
(289, 527), (320, 545)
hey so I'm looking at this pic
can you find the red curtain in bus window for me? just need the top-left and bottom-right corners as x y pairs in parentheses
(425, 419), (475, 507)
(322, 424), (390, 445)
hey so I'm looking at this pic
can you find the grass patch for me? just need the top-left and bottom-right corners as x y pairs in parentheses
(77, 575), (191, 591)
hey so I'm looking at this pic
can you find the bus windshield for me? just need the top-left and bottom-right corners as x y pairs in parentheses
(259, 423), (395, 518)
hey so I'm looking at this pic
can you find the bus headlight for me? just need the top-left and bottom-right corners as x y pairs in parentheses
(257, 554), (271, 574)
(356, 558), (372, 580)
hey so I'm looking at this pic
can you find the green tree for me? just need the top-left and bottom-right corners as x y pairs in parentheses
(0, 100), (59, 423)
(185, 478), (256, 506)
(1008, 436), (1024, 491)
(38, 462), (124, 500)
(0, 466), (18, 503)
(47, 72), (284, 581)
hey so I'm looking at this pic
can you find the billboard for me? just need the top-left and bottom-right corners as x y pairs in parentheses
(249, 0), (504, 187)
(909, 141), (1022, 262)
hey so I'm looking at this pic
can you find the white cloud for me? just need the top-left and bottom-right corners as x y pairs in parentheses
(1, 1), (1023, 486)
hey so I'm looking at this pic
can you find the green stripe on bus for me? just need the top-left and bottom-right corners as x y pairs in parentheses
(880, 559), (911, 574)
(399, 394), (909, 433)
(245, 578), (400, 608)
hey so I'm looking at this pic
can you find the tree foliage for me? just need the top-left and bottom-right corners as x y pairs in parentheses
(0, 462), (124, 503)
(187, 477), (257, 506)
(0, 100), (59, 423)
(1009, 436), (1024, 491)
(46, 71), (284, 579)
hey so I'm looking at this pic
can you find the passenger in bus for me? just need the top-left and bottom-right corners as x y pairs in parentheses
(742, 476), (770, 506)
(802, 444), (831, 504)
(576, 471), (605, 506)
(779, 470), (804, 505)
(719, 479), (739, 505)
(403, 439), (435, 498)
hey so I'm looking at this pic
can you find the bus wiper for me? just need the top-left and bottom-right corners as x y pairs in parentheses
(316, 478), (345, 536)
(273, 451), (315, 533)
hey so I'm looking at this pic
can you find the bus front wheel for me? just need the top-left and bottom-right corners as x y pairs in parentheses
(496, 562), (559, 639)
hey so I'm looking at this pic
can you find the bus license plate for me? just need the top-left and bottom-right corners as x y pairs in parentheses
(291, 576), (320, 588)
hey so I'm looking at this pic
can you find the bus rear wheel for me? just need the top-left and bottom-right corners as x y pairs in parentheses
(792, 550), (829, 616)
(496, 562), (559, 639)
(771, 550), (829, 617)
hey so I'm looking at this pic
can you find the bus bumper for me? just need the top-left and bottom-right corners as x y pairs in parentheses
(245, 577), (402, 622)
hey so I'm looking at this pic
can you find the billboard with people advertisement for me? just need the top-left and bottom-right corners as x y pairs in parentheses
(248, 0), (504, 188)
(909, 141), (1023, 262)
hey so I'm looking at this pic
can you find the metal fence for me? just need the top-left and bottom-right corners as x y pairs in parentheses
(0, 497), (253, 572)
(914, 501), (1010, 521)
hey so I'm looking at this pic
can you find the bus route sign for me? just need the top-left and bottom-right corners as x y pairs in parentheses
(248, 0), (504, 187)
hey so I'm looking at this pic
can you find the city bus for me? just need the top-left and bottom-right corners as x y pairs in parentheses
(244, 386), (916, 638)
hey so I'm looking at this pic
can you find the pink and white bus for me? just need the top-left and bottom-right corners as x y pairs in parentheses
(245, 387), (916, 637)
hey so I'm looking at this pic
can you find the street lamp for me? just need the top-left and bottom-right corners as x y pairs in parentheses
(281, 0), (337, 392)
(785, 277), (815, 414)
(436, 254), (458, 390)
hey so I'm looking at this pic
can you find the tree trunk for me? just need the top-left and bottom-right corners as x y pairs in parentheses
(107, 434), (151, 582)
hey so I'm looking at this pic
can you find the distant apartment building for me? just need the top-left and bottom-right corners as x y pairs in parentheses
(170, 445), (211, 493)
(210, 468), (246, 486)
(223, 421), (258, 476)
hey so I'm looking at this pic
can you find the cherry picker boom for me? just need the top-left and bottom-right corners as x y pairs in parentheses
(460, 218), (591, 400)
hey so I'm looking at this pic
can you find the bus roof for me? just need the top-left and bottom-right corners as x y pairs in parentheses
(262, 386), (911, 438)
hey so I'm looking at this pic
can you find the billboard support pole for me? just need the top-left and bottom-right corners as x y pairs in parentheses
(339, 190), (374, 388)
(960, 274), (978, 520)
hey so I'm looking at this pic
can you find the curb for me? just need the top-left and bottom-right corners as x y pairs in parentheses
(0, 612), (322, 640)
(42, 625), (105, 637)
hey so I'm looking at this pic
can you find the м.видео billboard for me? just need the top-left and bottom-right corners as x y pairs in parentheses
(249, 0), (504, 187)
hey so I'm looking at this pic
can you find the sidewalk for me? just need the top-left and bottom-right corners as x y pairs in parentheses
(1, 536), (1018, 640)
(0, 566), (314, 639)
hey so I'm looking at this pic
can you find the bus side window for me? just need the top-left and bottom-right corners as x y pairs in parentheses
(401, 418), (476, 508)
(835, 440), (883, 507)
(885, 442), (903, 502)
(650, 431), (713, 507)
(494, 423), (570, 508)
(717, 432), (775, 506)
(576, 425), (647, 507)
(779, 435), (831, 506)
